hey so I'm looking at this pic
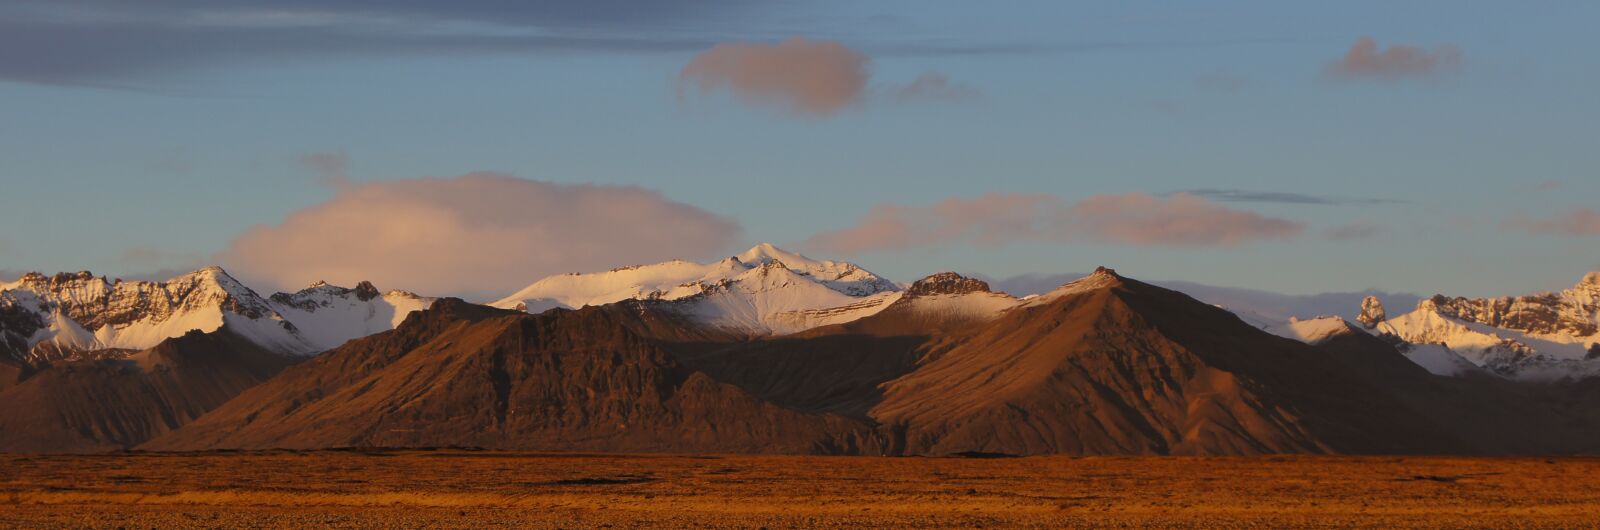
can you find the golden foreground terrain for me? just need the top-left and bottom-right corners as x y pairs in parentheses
(3, 451), (1600, 528)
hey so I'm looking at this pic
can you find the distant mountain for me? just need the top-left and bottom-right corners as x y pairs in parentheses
(146, 299), (884, 454)
(1362, 272), (1600, 380)
(0, 268), (433, 367)
(490, 243), (901, 335)
(150, 269), (1548, 456)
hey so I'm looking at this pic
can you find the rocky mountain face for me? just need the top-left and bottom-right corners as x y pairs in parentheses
(1370, 272), (1600, 380)
(1357, 295), (1386, 329)
(0, 268), (434, 366)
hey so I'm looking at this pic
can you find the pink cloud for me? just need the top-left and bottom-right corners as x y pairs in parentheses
(1506, 208), (1600, 236)
(219, 173), (740, 298)
(1327, 36), (1462, 80)
(806, 192), (1303, 253)
(679, 38), (869, 116)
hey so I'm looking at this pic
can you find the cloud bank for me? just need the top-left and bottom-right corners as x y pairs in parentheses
(1327, 36), (1462, 80)
(806, 192), (1304, 254)
(1506, 208), (1600, 236)
(219, 173), (740, 298)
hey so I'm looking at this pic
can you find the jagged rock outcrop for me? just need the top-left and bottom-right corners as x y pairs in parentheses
(1358, 295), (1387, 329)
(903, 272), (992, 297)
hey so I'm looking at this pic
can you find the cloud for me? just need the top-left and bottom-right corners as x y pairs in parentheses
(299, 151), (348, 178)
(889, 72), (980, 103)
(218, 173), (740, 298)
(298, 150), (351, 187)
(806, 192), (1303, 253)
(1506, 208), (1600, 236)
(1177, 188), (1405, 206)
(1327, 222), (1381, 241)
(1326, 36), (1462, 80)
(679, 38), (870, 116)
(1533, 180), (1564, 191)
(0, 0), (747, 87)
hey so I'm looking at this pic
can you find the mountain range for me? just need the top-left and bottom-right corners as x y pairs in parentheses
(4, 244), (1600, 454)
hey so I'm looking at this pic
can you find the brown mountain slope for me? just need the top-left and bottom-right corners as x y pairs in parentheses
(146, 299), (883, 454)
(669, 273), (1008, 418)
(0, 329), (295, 453)
(868, 269), (1465, 456)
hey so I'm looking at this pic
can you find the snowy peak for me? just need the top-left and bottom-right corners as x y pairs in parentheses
(1365, 272), (1600, 380)
(1031, 267), (1125, 304)
(266, 280), (435, 352)
(735, 243), (898, 296)
(489, 244), (900, 334)
(0, 266), (314, 362)
(0, 267), (437, 364)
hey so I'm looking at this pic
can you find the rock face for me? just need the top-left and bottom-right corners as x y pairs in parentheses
(902, 272), (992, 297)
(1358, 295), (1387, 329)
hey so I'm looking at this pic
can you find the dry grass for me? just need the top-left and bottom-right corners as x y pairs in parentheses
(2, 451), (1599, 528)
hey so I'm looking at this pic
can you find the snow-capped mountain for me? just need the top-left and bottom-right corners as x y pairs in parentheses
(490, 243), (901, 334)
(1257, 272), (1600, 380)
(0, 268), (433, 365)
(266, 280), (434, 351)
(1365, 275), (1600, 380)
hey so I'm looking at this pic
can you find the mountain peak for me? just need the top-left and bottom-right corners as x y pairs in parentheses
(905, 273), (992, 297)
(1581, 271), (1600, 288)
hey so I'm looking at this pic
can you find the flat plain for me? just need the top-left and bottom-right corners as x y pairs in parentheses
(3, 451), (1599, 529)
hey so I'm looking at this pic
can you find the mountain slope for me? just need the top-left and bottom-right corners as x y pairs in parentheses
(671, 273), (1014, 418)
(146, 299), (883, 454)
(869, 268), (1463, 456)
(0, 329), (297, 453)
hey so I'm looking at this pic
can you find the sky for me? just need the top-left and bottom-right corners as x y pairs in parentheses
(2, 0), (1597, 300)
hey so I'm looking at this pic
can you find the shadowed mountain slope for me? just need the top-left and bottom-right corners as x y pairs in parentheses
(146, 299), (883, 454)
(0, 329), (296, 453)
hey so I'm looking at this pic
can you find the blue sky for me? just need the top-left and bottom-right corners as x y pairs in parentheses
(2, 1), (1597, 298)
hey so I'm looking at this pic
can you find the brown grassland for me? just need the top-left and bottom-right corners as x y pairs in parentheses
(3, 451), (1600, 528)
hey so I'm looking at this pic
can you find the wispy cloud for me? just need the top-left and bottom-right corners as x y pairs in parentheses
(1506, 208), (1600, 236)
(889, 72), (980, 103)
(805, 192), (1303, 254)
(218, 173), (740, 298)
(298, 150), (351, 187)
(1177, 188), (1405, 206)
(678, 38), (978, 117)
(679, 38), (870, 116)
(1327, 222), (1382, 241)
(1326, 36), (1462, 81)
